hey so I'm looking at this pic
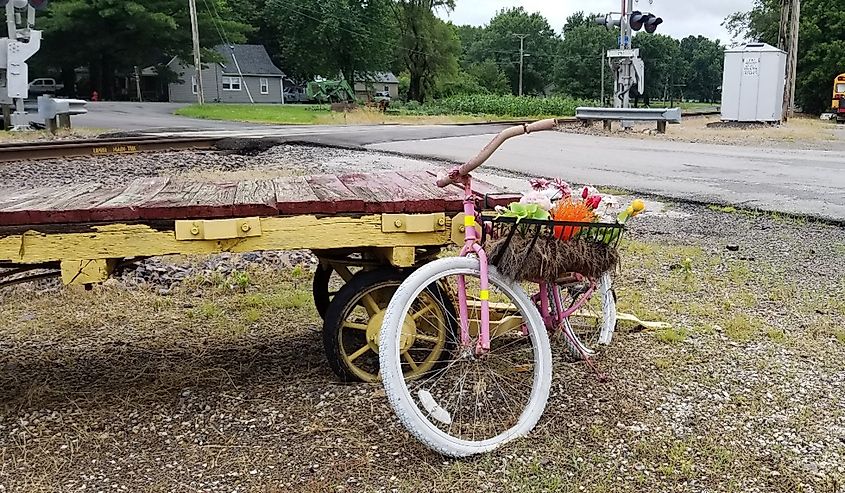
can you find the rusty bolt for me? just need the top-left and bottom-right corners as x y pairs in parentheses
(241, 223), (251, 232)
(394, 219), (403, 227)
(437, 217), (446, 226)
(190, 227), (200, 235)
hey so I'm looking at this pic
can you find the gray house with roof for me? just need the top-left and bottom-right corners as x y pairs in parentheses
(167, 44), (285, 103)
(353, 72), (399, 100)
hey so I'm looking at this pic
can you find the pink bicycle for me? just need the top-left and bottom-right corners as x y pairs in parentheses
(378, 119), (623, 457)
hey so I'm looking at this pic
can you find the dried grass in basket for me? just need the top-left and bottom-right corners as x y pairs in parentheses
(486, 233), (620, 282)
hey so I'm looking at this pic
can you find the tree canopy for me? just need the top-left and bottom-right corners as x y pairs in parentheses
(30, 1), (731, 105)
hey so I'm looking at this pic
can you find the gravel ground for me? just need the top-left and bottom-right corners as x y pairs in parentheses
(0, 145), (438, 190)
(1, 146), (844, 492)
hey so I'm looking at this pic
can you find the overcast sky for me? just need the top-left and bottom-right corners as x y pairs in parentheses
(439, 0), (755, 44)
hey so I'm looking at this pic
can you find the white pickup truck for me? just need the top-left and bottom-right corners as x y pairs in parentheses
(28, 78), (64, 95)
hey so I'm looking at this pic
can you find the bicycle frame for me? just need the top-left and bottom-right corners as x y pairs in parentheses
(443, 118), (598, 355)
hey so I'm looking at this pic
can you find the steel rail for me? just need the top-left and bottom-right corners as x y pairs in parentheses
(0, 136), (221, 162)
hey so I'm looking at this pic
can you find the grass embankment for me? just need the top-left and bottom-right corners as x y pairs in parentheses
(175, 95), (593, 125)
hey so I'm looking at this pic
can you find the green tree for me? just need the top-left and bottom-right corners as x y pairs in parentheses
(725, 0), (845, 113)
(467, 7), (559, 95)
(262, 0), (395, 85)
(678, 36), (725, 102)
(467, 59), (510, 94)
(554, 12), (616, 100)
(632, 33), (681, 103)
(391, 0), (460, 102)
(36, 0), (250, 98)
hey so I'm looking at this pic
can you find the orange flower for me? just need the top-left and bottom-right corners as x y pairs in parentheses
(552, 199), (597, 240)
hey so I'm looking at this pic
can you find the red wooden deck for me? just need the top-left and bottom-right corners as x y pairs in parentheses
(0, 171), (520, 227)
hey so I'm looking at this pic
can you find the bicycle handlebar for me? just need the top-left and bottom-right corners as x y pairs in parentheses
(436, 118), (560, 187)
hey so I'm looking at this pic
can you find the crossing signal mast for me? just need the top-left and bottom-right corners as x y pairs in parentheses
(1, 0), (47, 128)
(595, 0), (663, 128)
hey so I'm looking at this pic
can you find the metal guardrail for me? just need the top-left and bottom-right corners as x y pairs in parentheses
(576, 106), (682, 123)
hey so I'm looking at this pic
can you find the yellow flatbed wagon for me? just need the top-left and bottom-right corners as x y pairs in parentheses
(0, 170), (518, 382)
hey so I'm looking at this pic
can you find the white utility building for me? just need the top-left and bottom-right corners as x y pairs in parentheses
(720, 42), (787, 123)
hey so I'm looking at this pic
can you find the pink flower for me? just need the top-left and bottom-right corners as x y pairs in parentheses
(588, 195), (603, 209)
(552, 178), (572, 198)
(581, 186), (590, 200)
(530, 178), (551, 191)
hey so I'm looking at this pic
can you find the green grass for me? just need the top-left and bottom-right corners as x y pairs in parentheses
(723, 314), (760, 341)
(655, 327), (688, 344)
(175, 102), (511, 125)
(176, 104), (334, 125)
(708, 204), (738, 214)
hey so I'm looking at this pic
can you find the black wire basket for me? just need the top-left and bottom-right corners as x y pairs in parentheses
(479, 215), (625, 282)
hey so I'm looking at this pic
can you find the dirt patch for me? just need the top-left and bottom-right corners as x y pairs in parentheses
(562, 115), (845, 151)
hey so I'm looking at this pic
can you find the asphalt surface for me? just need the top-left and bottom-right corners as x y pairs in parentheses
(369, 131), (845, 222)
(73, 102), (274, 131)
(72, 102), (845, 221)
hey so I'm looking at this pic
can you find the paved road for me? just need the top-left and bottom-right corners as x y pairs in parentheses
(369, 131), (845, 221)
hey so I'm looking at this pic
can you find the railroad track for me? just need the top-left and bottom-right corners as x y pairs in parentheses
(0, 135), (221, 162)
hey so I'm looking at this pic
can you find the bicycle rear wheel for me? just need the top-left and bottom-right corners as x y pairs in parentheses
(556, 272), (617, 360)
(379, 257), (552, 457)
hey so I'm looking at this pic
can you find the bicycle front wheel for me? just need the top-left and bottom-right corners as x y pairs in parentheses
(379, 256), (552, 457)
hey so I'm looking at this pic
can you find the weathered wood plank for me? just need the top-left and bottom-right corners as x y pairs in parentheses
(423, 170), (520, 209)
(235, 180), (278, 217)
(273, 176), (323, 215)
(98, 177), (170, 208)
(138, 180), (237, 220)
(394, 171), (464, 212)
(338, 172), (444, 213)
(303, 174), (364, 213)
(0, 183), (106, 225)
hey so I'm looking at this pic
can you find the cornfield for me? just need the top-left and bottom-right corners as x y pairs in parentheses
(439, 95), (595, 117)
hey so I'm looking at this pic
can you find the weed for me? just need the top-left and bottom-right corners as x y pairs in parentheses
(190, 301), (223, 320)
(833, 327), (845, 345)
(653, 357), (673, 369)
(655, 327), (688, 344)
(723, 314), (759, 341)
(708, 204), (737, 214)
(766, 327), (786, 343)
(243, 307), (261, 324)
(290, 265), (306, 279)
(230, 271), (251, 292)
(242, 288), (310, 310)
(728, 262), (751, 284)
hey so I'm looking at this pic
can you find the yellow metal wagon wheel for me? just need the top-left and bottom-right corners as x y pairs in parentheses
(322, 269), (454, 383)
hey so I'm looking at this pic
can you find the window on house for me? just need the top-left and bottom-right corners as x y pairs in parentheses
(191, 75), (198, 95)
(260, 78), (269, 95)
(384, 85), (389, 92)
(222, 77), (241, 91)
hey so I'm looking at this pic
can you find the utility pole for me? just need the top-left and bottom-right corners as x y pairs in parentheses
(513, 33), (528, 96)
(188, 0), (205, 104)
(780, 0), (800, 121)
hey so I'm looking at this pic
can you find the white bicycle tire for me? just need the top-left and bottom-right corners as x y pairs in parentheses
(378, 256), (553, 458)
(561, 272), (617, 360)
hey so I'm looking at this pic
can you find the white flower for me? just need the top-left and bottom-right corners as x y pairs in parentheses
(520, 191), (553, 211)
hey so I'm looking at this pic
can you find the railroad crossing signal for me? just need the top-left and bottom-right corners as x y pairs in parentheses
(629, 11), (663, 33)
